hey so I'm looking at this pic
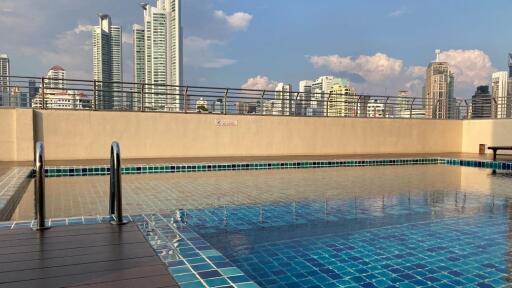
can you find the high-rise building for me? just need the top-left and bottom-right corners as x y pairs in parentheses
(491, 71), (509, 118)
(132, 24), (146, 111)
(44, 65), (66, 89)
(0, 54), (10, 106)
(327, 83), (357, 117)
(28, 80), (39, 107)
(133, 24), (146, 85)
(471, 85), (493, 119)
(93, 14), (123, 110)
(135, 0), (183, 111)
(307, 76), (347, 116)
(275, 83), (293, 115)
(298, 80), (313, 116)
(423, 49), (455, 119)
(508, 53), (512, 76)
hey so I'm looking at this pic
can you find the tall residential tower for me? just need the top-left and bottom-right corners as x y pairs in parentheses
(492, 71), (509, 118)
(423, 50), (455, 119)
(0, 54), (10, 106)
(93, 14), (123, 110)
(134, 0), (183, 111)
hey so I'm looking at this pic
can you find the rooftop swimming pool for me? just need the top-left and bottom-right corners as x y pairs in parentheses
(4, 160), (512, 287)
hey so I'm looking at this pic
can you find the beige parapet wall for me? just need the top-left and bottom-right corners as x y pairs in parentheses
(0, 108), (467, 161)
(461, 119), (512, 154)
(0, 109), (34, 162)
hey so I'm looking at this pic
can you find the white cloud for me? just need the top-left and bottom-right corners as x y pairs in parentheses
(214, 10), (253, 31)
(389, 8), (406, 17)
(406, 66), (426, 78)
(184, 36), (236, 68)
(438, 49), (494, 86)
(21, 23), (94, 79)
(184, 36), (222, 50)
(309, 53), (403, 82)
(242, 75), (278, 90)
(73, 24), (94, 34)
(202, 58), (237, 68)
(122, 32), (133, 45)
(309, 50), (496, 97)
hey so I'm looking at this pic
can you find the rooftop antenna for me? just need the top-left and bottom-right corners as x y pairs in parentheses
(435, 49), (441, 62)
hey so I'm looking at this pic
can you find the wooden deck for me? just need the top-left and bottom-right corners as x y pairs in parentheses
(0, 223), (179, 288)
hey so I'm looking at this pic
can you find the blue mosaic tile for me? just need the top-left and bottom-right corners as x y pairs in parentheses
(34, 157), (453, 178)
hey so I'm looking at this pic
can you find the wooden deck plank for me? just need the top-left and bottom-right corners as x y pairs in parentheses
(0, 224), (139, 241)
(0, 243), (155, 273)
(0, 230), (146, 255)
(0, 266), (174, 288)
(0, 223), (178, 288)
(0, 242), (148, 264)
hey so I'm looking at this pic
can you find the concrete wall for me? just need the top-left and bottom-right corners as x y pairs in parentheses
(0, 109), (33, 161)
(461, 119), (512, 154)
(15, 108), (512, 161)
(26, 109), (462, 160)
(0, 109), (16, 161)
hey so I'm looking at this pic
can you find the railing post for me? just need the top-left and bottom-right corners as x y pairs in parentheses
(326, 92), (332, 117)
(92, 80), (97, 111)
(141, 83), (145, 112)
(294, 92), (300, 116)
(409, 98), (415, 119)
(183, 86), (189, 113)
(260, 90), (266, 115)
(34, 141), (49, 230)
(464, 100), (469, 119)
(223, 89), (229, 114)
(41, 77), (46, 110)
(383, 96), (390, 118)
(110, 141), (127, 225)
(356, 95), (362, 117)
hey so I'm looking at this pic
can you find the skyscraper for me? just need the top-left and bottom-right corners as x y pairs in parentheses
(327, 82), (357, 117)
(298, 80), (313, 116)
(275, 83), (293, 115)
(423, 50), (455, 119)
(28, 80), (39, 107)
(135, 0), (183, 111)
(93, 14), (123, 110)
(0, 54), (10, 106)
(471, 85), (492, 119)
(492, 71), (509, 118)
(45, 65), (66, 89)
(508, 53), (512, 75)
(309, 76), (347, 116)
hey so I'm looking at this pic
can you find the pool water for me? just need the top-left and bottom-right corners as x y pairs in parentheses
(169, 166), (512, 288)
(189, 193), (510, 288)
(9, 164), (512, 287)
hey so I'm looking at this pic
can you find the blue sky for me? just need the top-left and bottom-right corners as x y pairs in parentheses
(0, 0), (510, 97)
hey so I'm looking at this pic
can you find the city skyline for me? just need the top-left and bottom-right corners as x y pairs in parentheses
(1, 0), (512, 98)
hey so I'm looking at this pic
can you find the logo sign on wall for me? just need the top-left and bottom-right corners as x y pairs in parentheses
(216, 120), (238, 127)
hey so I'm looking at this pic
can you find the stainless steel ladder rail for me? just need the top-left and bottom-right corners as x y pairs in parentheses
(109, 141), (127, 225)
(34, 141), (49, 230)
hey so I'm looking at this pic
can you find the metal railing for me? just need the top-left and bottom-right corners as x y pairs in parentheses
(34, 141), (49, 230)
(1, 75), (511, 120)
(109, 141), (127, 225)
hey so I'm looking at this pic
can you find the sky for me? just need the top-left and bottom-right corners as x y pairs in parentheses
(0, 0), (511, 98)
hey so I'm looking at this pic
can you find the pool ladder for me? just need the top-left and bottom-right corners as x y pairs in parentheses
(109, 141), (127, 225)
(33, 141), (127, 230)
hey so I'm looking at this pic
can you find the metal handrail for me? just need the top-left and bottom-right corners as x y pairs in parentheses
(2, 75), (511, 119)
(34, 141), (49, 230)
(109, 141), (127, 225)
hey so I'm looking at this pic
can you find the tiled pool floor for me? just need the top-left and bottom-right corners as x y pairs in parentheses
(187, 191), (511, 288)
(4, 163), (512, 287)
(215, 214), (510, 288)
(10, 165), (512, 220)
